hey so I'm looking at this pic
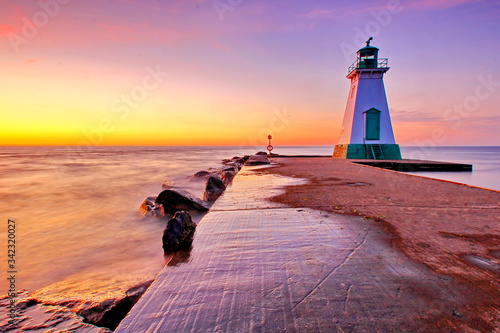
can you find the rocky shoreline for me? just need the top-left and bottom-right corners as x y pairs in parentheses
(1, 155), (250, 332)
(140, 155), (250, 219)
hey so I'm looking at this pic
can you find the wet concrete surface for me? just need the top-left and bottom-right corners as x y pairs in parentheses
(116, 167), (477, 332)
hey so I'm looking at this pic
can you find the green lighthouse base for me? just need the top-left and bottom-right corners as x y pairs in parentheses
(333, 144), (402, 160)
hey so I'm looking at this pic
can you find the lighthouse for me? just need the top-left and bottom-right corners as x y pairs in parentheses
(333, 38), (402, 160)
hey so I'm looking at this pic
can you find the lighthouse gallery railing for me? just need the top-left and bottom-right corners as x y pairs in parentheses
(348, 58), (388, 75)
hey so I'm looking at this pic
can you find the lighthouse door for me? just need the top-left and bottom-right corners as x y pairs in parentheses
(364, 108), (381, 140)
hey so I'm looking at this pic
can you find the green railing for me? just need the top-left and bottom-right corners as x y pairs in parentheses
(348, 58), (388, 74)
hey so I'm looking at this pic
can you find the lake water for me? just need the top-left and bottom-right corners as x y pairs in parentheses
(0, 146), (498, 306)
(400, 146), (500, 192)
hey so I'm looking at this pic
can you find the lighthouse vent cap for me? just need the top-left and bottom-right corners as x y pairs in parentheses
(358, 45), (379, 53)
(358, 36), (379, 55)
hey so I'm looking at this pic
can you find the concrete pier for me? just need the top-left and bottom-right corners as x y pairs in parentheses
(116, 158), (499, 332)
(350, 159), (472, 171)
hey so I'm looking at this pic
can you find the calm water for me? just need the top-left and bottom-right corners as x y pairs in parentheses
(401, 146), (500, 191)
(0, 146), (498, 304)
(0, 146), (258, 303)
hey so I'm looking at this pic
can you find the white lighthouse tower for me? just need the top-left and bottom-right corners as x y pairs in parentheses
(334, 38), (401, 160)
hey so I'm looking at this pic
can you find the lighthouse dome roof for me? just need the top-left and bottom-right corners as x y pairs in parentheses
(358, 45), (379, 53)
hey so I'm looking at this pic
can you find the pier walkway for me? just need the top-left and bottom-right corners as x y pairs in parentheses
(115, 160), (497, 332)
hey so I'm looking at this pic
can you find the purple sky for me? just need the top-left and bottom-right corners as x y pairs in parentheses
(1, 0), (499, 146)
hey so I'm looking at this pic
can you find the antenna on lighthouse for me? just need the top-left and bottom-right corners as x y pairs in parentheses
(366, 37), (373, 46)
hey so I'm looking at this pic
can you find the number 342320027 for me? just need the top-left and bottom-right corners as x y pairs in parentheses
(8, 219), (16, 269)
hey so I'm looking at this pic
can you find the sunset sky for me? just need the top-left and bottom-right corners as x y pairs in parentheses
(1, 0), (499, 146)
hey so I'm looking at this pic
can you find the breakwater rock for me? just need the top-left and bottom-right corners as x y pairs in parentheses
(76, 280), (153, 330)
(244, 153), (277, 166)
(140, 155), (250, 220)
(162, 211), (196, 253)
(139, 196), (165, 218)
(0, 279), (153, 332)
(221, 170), (236, 186)
(191, 170), (218, 181)
(0, 291), (111, 333)
(191, 155), (249, 181)
(203, 176), (226, 202)
(155, 188), (210, 215)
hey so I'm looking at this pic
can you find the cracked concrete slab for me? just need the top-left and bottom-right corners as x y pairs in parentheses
(116, 166), (474, 333)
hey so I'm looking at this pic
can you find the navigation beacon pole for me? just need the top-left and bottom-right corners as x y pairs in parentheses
(333, 37), (402, 160)
(267, 135), (273, 160)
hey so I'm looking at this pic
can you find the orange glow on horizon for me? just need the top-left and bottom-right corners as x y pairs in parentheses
(1, 1), (499, 147)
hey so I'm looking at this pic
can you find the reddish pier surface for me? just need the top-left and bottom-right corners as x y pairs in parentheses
(116, 157), (499, 332)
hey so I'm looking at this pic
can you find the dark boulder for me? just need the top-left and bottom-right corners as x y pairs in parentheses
(225, 161), (243, 171)
(139, 196), (165, 218)
(221, 170), (236, 186)
(162, 211), (196, 253)
(155, 189), (210, 215)
(256, 151), (279, 156)
(244, 155), (271, 166)
(191, 168), (223, 181)
(192, 170), (214, 180)
(231, 156), (247, 165)
(79, 280), (153, 331)
(203, 176), (226, 202)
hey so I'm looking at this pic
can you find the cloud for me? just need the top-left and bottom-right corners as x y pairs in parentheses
(461, 115), (500, 125)
(302, 2), (404, 20)
(302, 5), (376, 20)
(1, 58), (43, 66)
(303, 9), (340, 19)
(391, 109), (500, 134)
(110, 0), (210, 15)
(93, 21), (202, 44)
(390, 109), (443, 122)
(24, 58), (42, 64)
(0, 24), (16, 37)
(303, 0), (483, 21)
(406, 0), (483, 10)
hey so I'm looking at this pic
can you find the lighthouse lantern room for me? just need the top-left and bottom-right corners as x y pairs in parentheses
(333, 38), (402, 160)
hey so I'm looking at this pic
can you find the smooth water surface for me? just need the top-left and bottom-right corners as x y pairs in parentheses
(0, 145), (497, 303)
(401, 146), (500, 191)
